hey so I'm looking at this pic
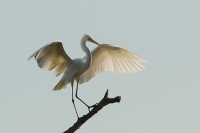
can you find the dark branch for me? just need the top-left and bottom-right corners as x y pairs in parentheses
(64, 89), (121, 133)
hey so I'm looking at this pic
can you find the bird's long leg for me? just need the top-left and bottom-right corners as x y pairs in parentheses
(71, 81), (79, 119)
(75, 78), (96, 112)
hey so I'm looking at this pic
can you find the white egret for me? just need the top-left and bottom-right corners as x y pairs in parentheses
(28, 34), (146, 118)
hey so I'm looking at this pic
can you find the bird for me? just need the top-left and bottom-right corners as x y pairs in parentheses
(28, 34), (147, 118)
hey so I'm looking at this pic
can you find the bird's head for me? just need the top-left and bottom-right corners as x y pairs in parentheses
(82, 34), (101, 46)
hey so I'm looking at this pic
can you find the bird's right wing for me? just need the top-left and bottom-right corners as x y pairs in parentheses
(79, 44), (147, 84)
(28, 41), (72, 76)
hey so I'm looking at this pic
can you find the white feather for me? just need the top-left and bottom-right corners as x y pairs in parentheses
(79, 44), (146, 84)
(28, 41), (72, 76)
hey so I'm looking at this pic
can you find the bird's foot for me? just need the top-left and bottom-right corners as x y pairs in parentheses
(90, 103), (97, 108)
(87, 103), (97, 112)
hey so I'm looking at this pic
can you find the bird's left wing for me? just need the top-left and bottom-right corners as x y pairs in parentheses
(79, 44), (147, 84)
(28, 41), (72, 76)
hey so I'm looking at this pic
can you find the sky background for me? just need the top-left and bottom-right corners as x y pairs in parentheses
(1, 0), (200, 133)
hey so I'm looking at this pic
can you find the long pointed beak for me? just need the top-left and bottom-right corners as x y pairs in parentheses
(91, 39), (101, 46)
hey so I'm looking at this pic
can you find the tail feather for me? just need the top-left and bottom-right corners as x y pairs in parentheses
(53, 81), (67, 91)
(53, 71), (71, 91)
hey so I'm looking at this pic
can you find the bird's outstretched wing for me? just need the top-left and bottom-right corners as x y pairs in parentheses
(79, 44), (147, 84)
(28, 41), (72, 76)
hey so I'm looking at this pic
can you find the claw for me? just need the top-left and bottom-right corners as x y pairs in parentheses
(88, 103), (98, 112)
(90, 103), (97, 108)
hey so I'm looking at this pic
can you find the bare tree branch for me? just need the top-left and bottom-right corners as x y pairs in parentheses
(64, 89), (121, 133)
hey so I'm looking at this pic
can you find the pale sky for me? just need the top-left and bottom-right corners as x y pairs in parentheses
(1, 0), (200, 133)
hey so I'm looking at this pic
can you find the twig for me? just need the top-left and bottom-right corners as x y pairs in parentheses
(64, 89), (121, 133)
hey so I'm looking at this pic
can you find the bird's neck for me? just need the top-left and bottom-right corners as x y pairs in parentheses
(81, 40), (91, 64)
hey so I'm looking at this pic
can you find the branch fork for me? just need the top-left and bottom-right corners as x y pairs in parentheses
(64, 89), (121, 133)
